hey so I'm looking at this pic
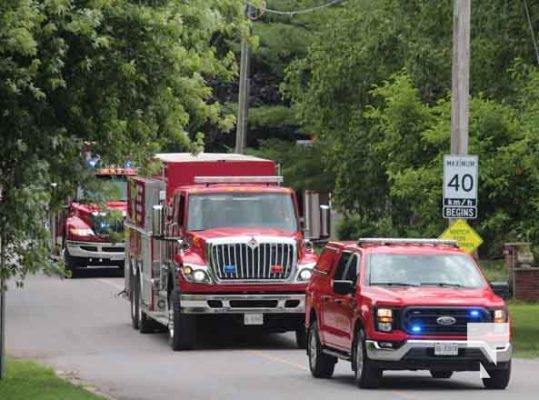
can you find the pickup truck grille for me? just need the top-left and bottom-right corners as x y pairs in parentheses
(402, 307), (492, 335)
(209, 241), (296, 280)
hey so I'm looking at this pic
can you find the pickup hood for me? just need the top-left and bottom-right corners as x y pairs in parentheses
(189, 227), (299, 241)
(363, 286), (505, 308)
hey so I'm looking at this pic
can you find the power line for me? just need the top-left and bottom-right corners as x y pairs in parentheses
(248, 0), (345, 17)
(522, 0), (539, 66)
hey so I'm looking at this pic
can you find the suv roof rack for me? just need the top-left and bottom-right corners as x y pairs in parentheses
(193, 176), (283, 186)
(357, 238), (458, 247)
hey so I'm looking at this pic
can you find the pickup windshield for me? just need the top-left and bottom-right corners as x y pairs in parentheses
(368, 253), (486, 289)
(187, 192), (298, 231)
(76, 175), (128, 202)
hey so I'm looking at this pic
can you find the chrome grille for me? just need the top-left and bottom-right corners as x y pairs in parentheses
(402, 307), (492, 335)
(209, 241), (296, 280)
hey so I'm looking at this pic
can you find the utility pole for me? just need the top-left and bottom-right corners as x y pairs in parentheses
(235, 4), (253, 154)
(451, 0), (471, 156)
(0, 235), (5, 379)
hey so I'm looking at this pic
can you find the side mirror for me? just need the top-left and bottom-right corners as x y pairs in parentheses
(333, 280), (355, 295)
(152, 205), (163, 236)
(320, 205), (330, 238)
(490, 281), (511, 299)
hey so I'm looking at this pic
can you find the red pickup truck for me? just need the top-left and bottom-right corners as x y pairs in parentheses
(305, 238), (512, 389)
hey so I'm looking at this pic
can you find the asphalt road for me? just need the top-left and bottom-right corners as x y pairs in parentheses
(6, 271), (539, 400)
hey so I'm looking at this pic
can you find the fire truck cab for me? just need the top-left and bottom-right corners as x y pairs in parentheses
(125, 153), (318, 350)
(50, 165), (135, 274)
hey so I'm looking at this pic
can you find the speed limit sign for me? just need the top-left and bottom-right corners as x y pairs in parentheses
(443, 155), (478, 219)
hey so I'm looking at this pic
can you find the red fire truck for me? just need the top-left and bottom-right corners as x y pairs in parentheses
(50, 165), (136, 274)
(125, 153), (318, 350)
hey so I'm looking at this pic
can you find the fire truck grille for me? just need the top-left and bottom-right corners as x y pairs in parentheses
(209, 242), (296, 280)
(91, 216), (125, 235)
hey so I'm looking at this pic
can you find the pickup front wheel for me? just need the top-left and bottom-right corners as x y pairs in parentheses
(308, 321), (336, 378)
(353, 328), (382, 388)
(482, 361), (511, 389)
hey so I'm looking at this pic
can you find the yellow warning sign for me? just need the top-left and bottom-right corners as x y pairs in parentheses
(439, 219), (483, 254)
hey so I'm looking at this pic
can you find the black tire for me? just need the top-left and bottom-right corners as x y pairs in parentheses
(430, 370), (453, 379)
(62, 246), (83, 276)
(307, 321), (336, 378)
(353, 328), (382, 388)
(136, 274), (156, 334)
(296, 326), (308, 349)
(168, 289), (196, 351)
(483, 361), (511, 389)
(130, 270), (139, 330)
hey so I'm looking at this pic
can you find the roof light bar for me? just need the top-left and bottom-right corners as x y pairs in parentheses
(357, 238), (458, 247)
(194, 176), (283, 184)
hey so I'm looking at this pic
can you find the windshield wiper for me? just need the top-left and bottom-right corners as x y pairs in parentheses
(419, 282), (463, 288)
(371, 282), (419, 287)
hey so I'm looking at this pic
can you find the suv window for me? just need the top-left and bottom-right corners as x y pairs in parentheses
(334, 251), (353, 280)
(315, 247), (337, 274)
(345, 254), (360, 283)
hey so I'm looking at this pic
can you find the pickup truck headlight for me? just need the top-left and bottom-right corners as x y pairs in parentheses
(375, 308), (395, 332)
(182, 265), (211, 283)
(493, 308), (506, 323)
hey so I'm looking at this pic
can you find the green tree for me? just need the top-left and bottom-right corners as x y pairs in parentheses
(284, 0), (539, 251)
(0, 0), (245, 282)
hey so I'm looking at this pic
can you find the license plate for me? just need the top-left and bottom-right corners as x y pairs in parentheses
(244, 313), (264, 325)
(434, 343), (459, 356)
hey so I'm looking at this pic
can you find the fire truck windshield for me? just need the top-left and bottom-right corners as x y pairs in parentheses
(76, 175), (128, 202)
(187, 193), (298, 231)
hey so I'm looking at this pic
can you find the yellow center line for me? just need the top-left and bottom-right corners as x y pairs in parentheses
(250, 350), (309, 371)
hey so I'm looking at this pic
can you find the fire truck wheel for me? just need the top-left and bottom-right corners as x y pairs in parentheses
(168, 290), (195, 351)
(308, 320), (336, 378)
(296, 327), (308, 349)
(130, 271), (140, 330)
(62, 247), (82, 276)
(137, 275), (157, 334)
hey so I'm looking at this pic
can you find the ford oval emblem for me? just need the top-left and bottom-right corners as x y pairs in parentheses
(436, 316), (457, 326)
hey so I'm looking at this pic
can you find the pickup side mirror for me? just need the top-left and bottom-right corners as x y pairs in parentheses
(490, 281), (511, 299)
(333, 280), (355, 295)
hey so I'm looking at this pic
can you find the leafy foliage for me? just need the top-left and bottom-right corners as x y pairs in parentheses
(0, 0), (244, 284)
(285, 0), (539, 256)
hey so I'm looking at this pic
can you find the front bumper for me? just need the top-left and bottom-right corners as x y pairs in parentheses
(66, 240), (125, 261)
(179, 293), (305, 314)
(366, 339), (512, 371)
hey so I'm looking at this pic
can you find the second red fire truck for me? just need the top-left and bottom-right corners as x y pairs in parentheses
(125, 153), (319, 350)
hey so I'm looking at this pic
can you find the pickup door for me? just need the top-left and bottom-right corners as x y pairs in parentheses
(323, 251), (359, 351)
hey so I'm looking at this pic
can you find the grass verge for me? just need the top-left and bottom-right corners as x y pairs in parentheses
(509, 303), (539, 358)
(0, 358), (107, 400)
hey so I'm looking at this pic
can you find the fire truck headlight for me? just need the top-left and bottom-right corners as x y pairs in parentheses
(193, 270), (208, 283)
(297, 265), (314, 282)
(69, 228), (94, 237)
(183, 266), (210, 283)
